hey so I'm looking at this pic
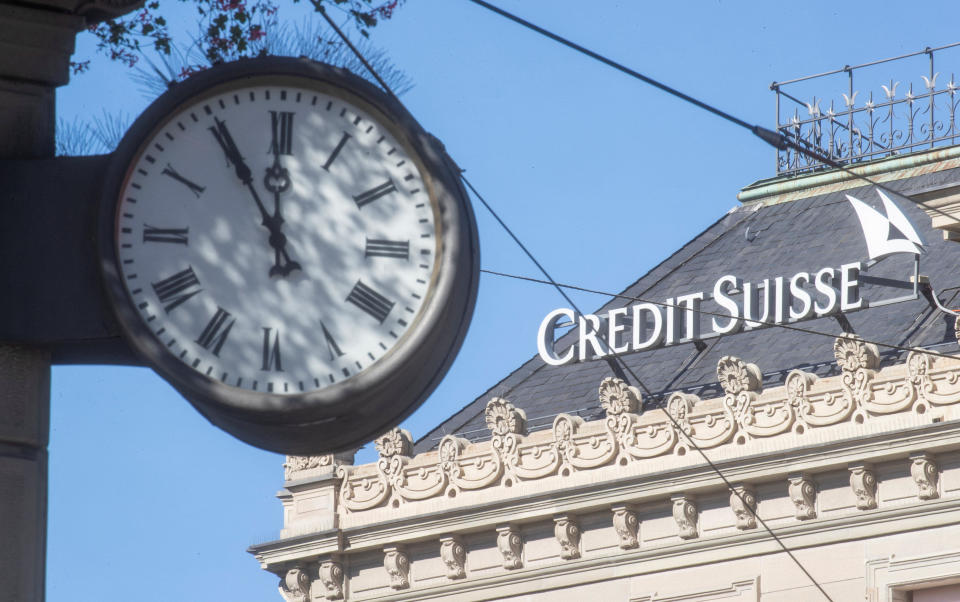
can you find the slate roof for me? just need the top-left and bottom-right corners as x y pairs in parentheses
(414, 159), (960, 453)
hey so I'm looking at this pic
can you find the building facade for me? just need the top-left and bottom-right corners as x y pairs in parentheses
(250, 108), (960, 600)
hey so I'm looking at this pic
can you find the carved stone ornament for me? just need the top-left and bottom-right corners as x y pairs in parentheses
(671, 494), (699, 539)
(611, 505), (640, 549)
(375, 428), (413, 459)
(440, 535), (467, 579)
(485, 397), (527, 436)
(729, 484), (758, 530)
(496, 525), (523, 569)
(788, 473), (817, 520)
(849, 464), (878, 510)
(554, 515), (581, 560)
(834, 333), (880, 372)
(278, 567), (310, 602)
(599, 377), (641, 415)
(717, 356), (762, 395)
(317, 560), (344, 600)
(910, 452), (940, 500)
(384, 546), (410, 590)
(955, 314), (960, 346)
(283, 454), (333, 480)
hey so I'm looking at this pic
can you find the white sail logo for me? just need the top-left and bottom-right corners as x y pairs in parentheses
(846, 190), (924, 260)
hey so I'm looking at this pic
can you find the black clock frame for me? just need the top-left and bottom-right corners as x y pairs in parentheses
(98, 57), (479, 454)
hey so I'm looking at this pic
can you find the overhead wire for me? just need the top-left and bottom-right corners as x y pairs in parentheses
(462, 0), (960, 227)
(306, 4), (960, 599)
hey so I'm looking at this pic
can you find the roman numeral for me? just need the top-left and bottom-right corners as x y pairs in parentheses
(320, 321), (344, 361)
(269, 111), (295, 155)
(143, 225), (189, 245)
(346, 280), (395, 323)
(161, 163), (205, 197)
(365, 238), (409, 259)
(151, 267), (201, 313)
(322, 132), (351, 171)
(195, 307), (235, 356)
(261, 327), (283, 372)
(353, 179), (396, 209)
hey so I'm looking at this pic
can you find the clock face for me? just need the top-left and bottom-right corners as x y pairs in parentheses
(101, 58), (479, 454)
(113, 78), (438, 396)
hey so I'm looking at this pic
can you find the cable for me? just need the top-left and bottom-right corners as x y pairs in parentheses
(310, 0), (403, 105)
(313, 7), (864, 596)
(462, 0), (959, 227)
(481, 268), (960, 362)
(461, 174), (655, 396)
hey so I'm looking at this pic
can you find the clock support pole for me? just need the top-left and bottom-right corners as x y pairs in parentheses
(0, 3), (139, 600)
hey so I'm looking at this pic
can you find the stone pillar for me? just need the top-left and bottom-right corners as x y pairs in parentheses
(0, 3), (137, 601)
(0, 346), (49, 602)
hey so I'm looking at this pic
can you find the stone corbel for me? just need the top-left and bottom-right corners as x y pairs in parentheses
(910, 452), (940, 500)
(729, 484), (758, 530)
(671, 494), (699, 540)
(278, 567), (311, 602)
(611, 504), (640, 549)
(849, 463), (878, 510)
(496, 524), (523, 569)
(317, 558), (344, 600)
(384, 545), (410, 590)
(788, 473), (817, 520)
(553, 515), (581, 560)
(439, 535), (467, 580)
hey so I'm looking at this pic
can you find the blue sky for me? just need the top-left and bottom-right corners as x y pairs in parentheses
(48, 1), (960, 599)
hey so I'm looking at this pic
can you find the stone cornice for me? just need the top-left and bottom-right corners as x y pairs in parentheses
(737, 145), (960, 205)
(327, 336), (958, 523)
(351, 498), (960, 601)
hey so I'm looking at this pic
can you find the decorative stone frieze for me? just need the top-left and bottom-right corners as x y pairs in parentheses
(439, 535), (466, 579)
(283, 455), (333, 480)
(671, 494), (699, 539)
(331, 342), (960, 513)
(317, 559), (344, 600)
(383, 545), (410, 590)
(849, 464), (878, 510)
(496, 525), (523, 569)
(729, 484), (758, 530)
(788, 473), (817, 520)
(278, 567), (310, 602)
(910, 452), (940, 500)
(611, 505), (640, 549)
(554, 515), (581, 560)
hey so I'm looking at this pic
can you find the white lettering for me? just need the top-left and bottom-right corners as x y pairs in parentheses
(676, 292), (705, 340)
(712, 275), (742, 334)
(537, 308), (575, 366)
(743, 279), (772, 330)
(632, 303), (663, 350)
(789, 272), (814, 320)
(774, 276), (790, 323)
(578, 313), (605, 361)
(814, 267), (839, 315)
(607, 307), (629, 354)
(840, 261), (865, 311)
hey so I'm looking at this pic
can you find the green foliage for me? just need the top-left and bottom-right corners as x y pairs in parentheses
(74, 0), (404, 76)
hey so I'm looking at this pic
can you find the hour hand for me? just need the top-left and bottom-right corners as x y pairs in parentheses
(209, 117), (252, 185)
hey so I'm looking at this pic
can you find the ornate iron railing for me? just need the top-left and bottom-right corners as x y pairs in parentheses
(774, 42), (960, 176)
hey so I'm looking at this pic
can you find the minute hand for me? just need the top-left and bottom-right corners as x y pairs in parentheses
(209, 118), (298, 274)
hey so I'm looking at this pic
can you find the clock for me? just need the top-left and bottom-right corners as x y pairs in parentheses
(98, 57), (479, 454)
